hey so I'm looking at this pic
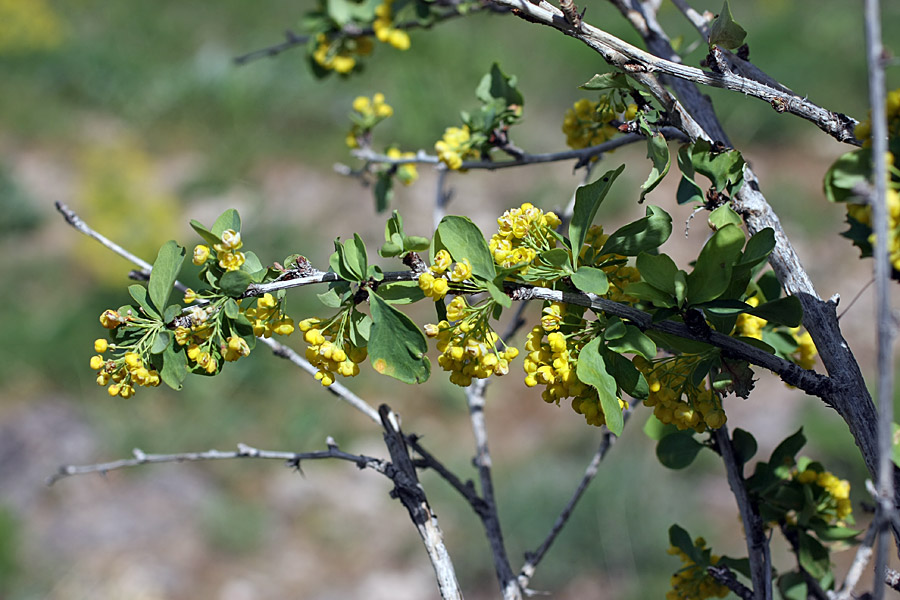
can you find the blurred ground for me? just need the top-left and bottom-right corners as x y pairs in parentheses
(2, 1), (900, 599)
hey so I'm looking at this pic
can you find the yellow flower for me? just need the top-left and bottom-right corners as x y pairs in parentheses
(218, 250), (246, 271)
(94, 339), (108, 353)
(193, 244), (210, 266)
(183, 288), (197, 304)
(99, 309), (127, 329)
(388, 29), (410, 51)
(449, 258), (472, 283)
(432, 249), (452, 274)
(90, 355), (105, 370)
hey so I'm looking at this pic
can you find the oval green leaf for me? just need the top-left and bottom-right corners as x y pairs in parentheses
(368, 291), (431, 384)
(576, 337), (623, 435)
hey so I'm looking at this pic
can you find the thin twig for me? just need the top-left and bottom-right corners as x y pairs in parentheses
(518, 408), (630, 590)
(56, 202), (154, 274)
(864, 0), (896, 596)
(713, 426), (772, 600)
(259, 336), (382, 423)
(351, 130), (685, 172)
(832, 517), (879, 600)
(47, 442), (389, 486)
(708, 564), (754, 600)
(466, 378), (522, 600)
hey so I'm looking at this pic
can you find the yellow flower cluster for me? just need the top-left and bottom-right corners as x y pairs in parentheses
(795, 467), (853, 522)
(734, 297), (818, 370)
(313, 33), (372, 74)
(635, 355), (727, 433)
(562, 98), (638, 150)
(579, 225), (640, 303)
(418, 250), (466, 301)
(425, 296), (518, 387)
(666, 540), (730, 600)
(522, 304), (626, 427)
(298, 317), (367, 386)
(387, 146), (418, 185)
(243, 293), (295, 338)
(192, 229), (245, 272)
(373, 0), (411, 50)
(346, 93), (394, 149)
(846, 184), (900, 272)
(435, 126), (478, 170)
(173, 305), (219, 374)
(489, 202), (562, 276)
(90, 344), (161, 398)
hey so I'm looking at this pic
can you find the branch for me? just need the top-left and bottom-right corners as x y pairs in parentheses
(47, 441), (389, 486)
(611, 0), (900, 554)
(377, 404), (463, 599)
(349, 129), (686, 172)
(259, 336), (382, 424)
(466, 378), (522, 600)
(708, 564), (754, 600)
(864, 1), (897, 597)
(518, 408), (630, 590)
(232, 6), (501, 66)
(713, 426), (772, 600)
(489, 0), (858, 143)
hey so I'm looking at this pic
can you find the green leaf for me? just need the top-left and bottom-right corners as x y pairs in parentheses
(161, 344), (187, 390)
(569, 165), (626, 266)
(708, 0), (747, 50)
(405, 235), (430, 252)
(571, 266), (609, 295)
(676, 145), (704, 204)
(211, 209), (241, 237)
(824, 148), (870, 204)
(708, 204), (742, 229)
(219, 270), (252, 296)
(644, 415), (679, 440)
(657, 431), (704, 469)
(486, 277), (512, 308)
(748, 296), (803, 327)
(129, 284), (161, 320)
(732, 428), (757, 467)
(318, 281), (351, 308)
(637, 253), (678, 296)
(368, 291), (431, 383)
(603, 349), (649, 399)
(330, 239), (361, 282)
(770, 428), (806, 473)
(475, 63), (524, 107)
(640, 132), (670, 201)
(797, 531), (829, 580)
(686, 224), (745, 304)
(375, 171), (393, 213)
(376, 280), (426, 304)
(224, 298), (240, 319)
(435, 216), (496, 281)
(690, 140), (745, 195)
(539, 248), (571, 269)
(164, 304), (181, 322)
(190, 219), (222, 247)
(576, 337), (624, 435)
(606, 324), (656, 360)
(623, 281), (677, 307)
(668, 525), (703, 564)
(580, 72), (634, 91)
(150, 331), (171, 355)
(349, 307), (371, 347)
(738, 228), (776, 268)
(350, 234), (369, 280)
(599, 205), (673, 257)
(777, 572), (808, 600)
(149, 241), (185, 316)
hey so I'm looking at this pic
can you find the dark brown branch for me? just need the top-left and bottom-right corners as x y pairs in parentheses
(708, 564), (754, 600)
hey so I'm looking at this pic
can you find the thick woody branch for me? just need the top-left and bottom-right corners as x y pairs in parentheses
(488, 0), (858, 143)
(47, 441), (389, 486)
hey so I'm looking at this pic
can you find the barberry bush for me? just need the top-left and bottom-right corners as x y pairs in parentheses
(47, 1), (900, 599)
